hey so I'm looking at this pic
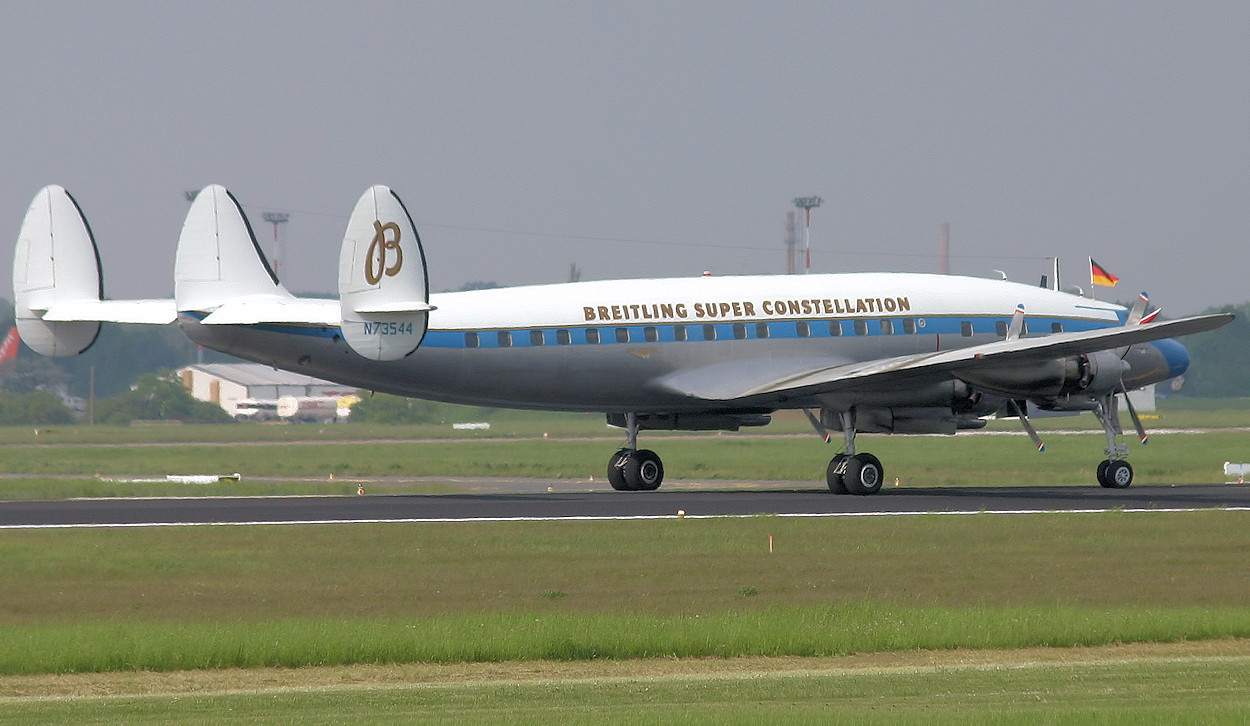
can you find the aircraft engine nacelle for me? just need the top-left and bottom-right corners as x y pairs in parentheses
(856, 407), (962, 435)
(958, 351), (1128, 400)
(1056, 350), (1128, 398)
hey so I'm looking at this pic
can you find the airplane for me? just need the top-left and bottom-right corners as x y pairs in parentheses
(12, 184), (1233, 493)
(0, 327), (19, 365)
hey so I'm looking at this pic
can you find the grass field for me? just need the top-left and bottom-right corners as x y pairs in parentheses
(3, 411), (1250, 720)
(6, 512), (1250, 720)
(0, 427), (1244, 499)
(4, 643), (1250, 724)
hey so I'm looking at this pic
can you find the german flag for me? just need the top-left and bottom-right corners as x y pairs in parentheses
(1090, 257), (1119, 287)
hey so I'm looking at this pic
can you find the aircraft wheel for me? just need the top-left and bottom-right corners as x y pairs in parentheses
(607, 450), (632, 491)
(624, 449), (664, 491)
(826, 454), (849, 494)
(1096, 459), (1111, 487)
(1100, 459), (1133, 489)
(842, 453), (884, 495)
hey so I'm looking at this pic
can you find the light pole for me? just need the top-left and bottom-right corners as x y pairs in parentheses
(262, 212), (290, 277)
(792, 196), (823, 274)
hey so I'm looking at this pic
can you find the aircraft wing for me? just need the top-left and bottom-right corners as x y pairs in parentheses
(653, 313), (1233, 402)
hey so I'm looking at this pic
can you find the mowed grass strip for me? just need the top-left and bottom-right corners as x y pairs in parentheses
(0, 430), (1246, 487)
(5, 647), (1250, 724)
(6, 606), (1250, 676)
(3, 511), (1250, 675)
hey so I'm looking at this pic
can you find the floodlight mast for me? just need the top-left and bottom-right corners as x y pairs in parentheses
(793, 196), (823, 274)
(262, 212), (290, 276)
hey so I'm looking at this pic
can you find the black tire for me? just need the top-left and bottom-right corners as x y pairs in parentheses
(607, 449), (632, 491)
(1096, 459), (1112, 487)
(1104, 459), (1133, 489)
(826, 454), (849, 494)
(624, 449), (664, 491)
(842, 453), (884, 495)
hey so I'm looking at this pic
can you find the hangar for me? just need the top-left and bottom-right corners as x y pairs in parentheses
(178, 363), (357, 420)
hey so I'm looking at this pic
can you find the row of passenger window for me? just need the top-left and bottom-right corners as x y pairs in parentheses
(463, 319), (1066, 348)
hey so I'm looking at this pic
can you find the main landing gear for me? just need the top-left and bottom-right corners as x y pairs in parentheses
(1092, 392), (1145, 489)
(823, 407), (884, 495)
(607, 413), (665, 491)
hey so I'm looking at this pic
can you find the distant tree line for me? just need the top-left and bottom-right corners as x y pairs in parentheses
(1178, 302), (1250, 398)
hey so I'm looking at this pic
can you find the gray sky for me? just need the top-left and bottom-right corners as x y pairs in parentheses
(3, 2), (1248, 314)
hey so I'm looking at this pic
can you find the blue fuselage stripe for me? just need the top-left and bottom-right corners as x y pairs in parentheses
(186, 312), (1117, 348)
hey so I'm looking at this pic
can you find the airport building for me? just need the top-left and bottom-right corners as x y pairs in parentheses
(178, 363), (358, 421)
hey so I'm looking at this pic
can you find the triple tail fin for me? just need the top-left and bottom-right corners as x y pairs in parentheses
(11, 186), (177, 356)
(175, 185), (291, 314)
(13, 185), (103, 356)
(337, 186), (432, 361)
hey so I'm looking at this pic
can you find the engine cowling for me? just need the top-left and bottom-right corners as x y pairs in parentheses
(1057, 350), (1128, 398)
(958, 351), (1128, 400)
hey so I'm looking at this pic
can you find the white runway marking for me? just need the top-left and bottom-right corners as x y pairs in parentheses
(4, 505), (1249, 530)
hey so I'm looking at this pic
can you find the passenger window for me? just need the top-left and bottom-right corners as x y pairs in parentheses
(464, 332), (479, 349)
(530, 330), (545, 346)
(828, 321), (842, 337)
(960, 321), (973, 337)
(644, 326), (658, 343)
(702, 324), (717, 341)
(854, 320), (868, 336)
(733, 323), (747, 339)
(1052, 322), (1064, 333)
(585, 328), (600, 344)
(880, 319), (894, 335)
(674, 325), (687, 342)
(615, 328), (630, 343)
(497, 331), (512, 348)
(556, 329), (571, 345)
(796, 321), (810, 338)
(902, 318), (916, 335)
(996, 321), (1008, 337)
(755, 323), (769, 339)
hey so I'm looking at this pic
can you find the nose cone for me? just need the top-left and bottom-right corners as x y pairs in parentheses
(1153, 338), (1190, 379)
(1122, 338), (1189, 388)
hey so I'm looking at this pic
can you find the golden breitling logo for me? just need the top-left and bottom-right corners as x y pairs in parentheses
(364, 220), (404, 285)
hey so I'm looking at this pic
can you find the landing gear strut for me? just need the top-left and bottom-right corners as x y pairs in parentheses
(607, 413), (664, 491)
(823, 407), (884, 495)
(1093, 393), (1135, 489)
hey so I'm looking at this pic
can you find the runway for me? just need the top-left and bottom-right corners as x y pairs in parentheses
(4, 482), (1250, 528)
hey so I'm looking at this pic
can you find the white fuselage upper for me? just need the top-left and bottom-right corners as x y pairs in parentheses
(182, 272), (1129, 413)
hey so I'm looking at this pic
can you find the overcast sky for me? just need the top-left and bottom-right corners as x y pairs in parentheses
(3, 2), (1248, 314)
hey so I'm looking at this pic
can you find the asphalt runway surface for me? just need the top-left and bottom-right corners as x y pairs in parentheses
(4, 482), (1250, 528)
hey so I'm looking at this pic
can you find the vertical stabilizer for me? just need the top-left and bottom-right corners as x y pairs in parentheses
(12, 185), (102, 356)
(338, 186), (431, 360)
(175, 185), (287, 312)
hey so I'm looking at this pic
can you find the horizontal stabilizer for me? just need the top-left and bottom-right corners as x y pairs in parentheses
(338, 186), (430, 360)
(41, 299), (177, 325)
(12, 185), (104, 356)
(351, 300), (437, 314)
(199, 296), (340, 326)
